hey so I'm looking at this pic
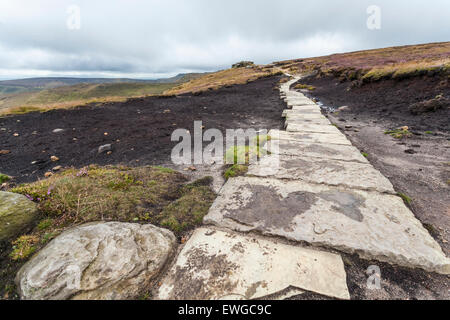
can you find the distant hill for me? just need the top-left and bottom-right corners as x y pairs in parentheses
(0, 73), (207, 114)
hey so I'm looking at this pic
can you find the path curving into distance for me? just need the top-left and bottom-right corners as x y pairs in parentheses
(156, 75), (450, 300)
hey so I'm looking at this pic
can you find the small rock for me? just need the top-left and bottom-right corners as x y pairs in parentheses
(50, 156), (59, 162)
(338, 106), (350, 112)
(98, 144), (112, 154)
(52, 129), (64, 133)
(0, 150), (10, 155)
(405, 149), (416, 154)
(44, 172), (53, 178)
(32, 131), (38, 135)
(13, 133), (19, 137)
(188, 166), (197, 171)
(52, 166), (62, 171)
(104, 132), (108, 136)
(106, 151), (112, 155)
(163, 109), (171, 113)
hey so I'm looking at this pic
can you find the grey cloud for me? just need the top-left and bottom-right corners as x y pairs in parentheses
(0, 0), (448, 79)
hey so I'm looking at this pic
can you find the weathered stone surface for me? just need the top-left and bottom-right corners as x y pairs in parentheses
(248, 154), (395, 193)
(282, 110), (325, 119)
(269, 129), (351, 145)
(286, 123), (342, 134)
(157, 227), (350, 300)
(264, 139), (368, 163)
(286, 99), (317, 106)
(16, 222), (176, 300)
(204, 177), (450, 274)
(98, 144), (112, 154)
(0, 192), (38, 241)
(291, 105), (321, 111)
(285, 116), (332, 126)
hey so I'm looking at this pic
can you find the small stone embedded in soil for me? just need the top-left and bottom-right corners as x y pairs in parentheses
(52, 129), (64, 133)
(98, 144), (112, 154)
(50, 156), (59, 162)
(0, 150), (10, 155)
(44, 172), (53, 177)
(52, 166), (62, 171)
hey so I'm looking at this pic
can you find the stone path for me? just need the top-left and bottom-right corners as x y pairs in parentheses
(157, 76), (450, 300)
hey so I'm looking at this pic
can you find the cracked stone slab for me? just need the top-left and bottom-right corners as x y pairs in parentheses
(204, 177), (450, 274)
(269, 129), (351, 146)
(248, 154), (395, 193)
(286, 123), (342, 134)
(264, 139), (368, 163)
(157, 227), (350, 300)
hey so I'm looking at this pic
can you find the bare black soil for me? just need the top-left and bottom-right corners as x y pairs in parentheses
(297, 74), (450, 300)
(0, 75), (286, 184)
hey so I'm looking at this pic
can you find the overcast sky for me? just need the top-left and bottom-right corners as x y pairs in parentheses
(0, 0), (449, 80)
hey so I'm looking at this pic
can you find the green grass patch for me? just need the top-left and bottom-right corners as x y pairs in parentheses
(424, 131), (433, 135)
(224, 164), (249, 180)
(0, 174), (10, 184)
(384, 128), (412, 139)
(361, 152), (369, 158)
(397, 192), (412, 205)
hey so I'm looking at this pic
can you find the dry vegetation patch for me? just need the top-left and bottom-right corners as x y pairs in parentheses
(10, 165), (216, 245)
(164, 66), (282, 95)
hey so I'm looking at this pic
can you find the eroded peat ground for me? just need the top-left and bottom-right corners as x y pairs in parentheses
(0, 75), (286, 184)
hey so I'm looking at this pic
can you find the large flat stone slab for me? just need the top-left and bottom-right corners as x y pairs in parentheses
(286, 123), (342, 134)
(286, 106), (322, 114)
(248, 154), (395, 193)
(282, 110), (325, 119)
(269, 129), (351, 146)
(264, 139), (368, 163)
(157, 227), (350, 300)
(204, 177), (450, 274)
(286, 99), (317, 106)
(285, 117), (332, 126)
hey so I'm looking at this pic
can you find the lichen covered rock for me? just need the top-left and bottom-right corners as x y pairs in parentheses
(16, 222), (176, 300)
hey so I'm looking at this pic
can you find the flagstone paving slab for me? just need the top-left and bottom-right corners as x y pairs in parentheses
(204, 177), (450, 274)
(247, 154), (395, 193)
(157, 227), (350, 300)
(269, 129), (352, 145)
(264, 139), (369, 163)
(285, 116), (332, 126)
(282, 110), (328, 119)
(286, 123), (342, 134)
(286, 99), (317, 106)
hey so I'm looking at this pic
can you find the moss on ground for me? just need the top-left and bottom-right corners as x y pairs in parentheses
(224, 165), (249, 180)
(0, 174), (10, 184)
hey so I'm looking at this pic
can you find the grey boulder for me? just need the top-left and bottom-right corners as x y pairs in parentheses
(16, 222), (176, 300)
